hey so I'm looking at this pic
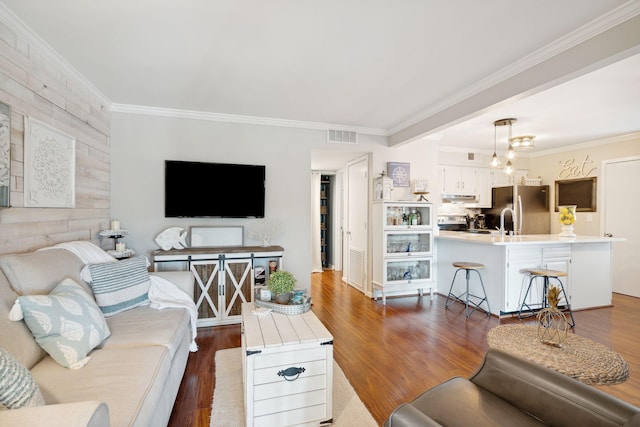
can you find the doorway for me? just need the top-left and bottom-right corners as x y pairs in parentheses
(344, 155), (369, 293)
(603, 156), (640, 298)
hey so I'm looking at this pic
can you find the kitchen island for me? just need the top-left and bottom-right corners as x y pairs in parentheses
(436, 231), (624, 316)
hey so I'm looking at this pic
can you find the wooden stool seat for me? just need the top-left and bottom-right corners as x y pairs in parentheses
(518, 268), (575, 327)
(520, 268), (567, 278)
(445, 262), (490, 318)
(453, 262), (485, 270)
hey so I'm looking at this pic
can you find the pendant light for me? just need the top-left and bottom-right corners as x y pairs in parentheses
(491, 118), (517, 174)
(490, 123), (501, 168)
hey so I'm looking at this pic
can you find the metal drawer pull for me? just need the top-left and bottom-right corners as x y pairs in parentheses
(277, 366), (306, 381)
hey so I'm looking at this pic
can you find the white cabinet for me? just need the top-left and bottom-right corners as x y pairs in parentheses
(152, 246), (284, 326)
(504, 245), (571, 313)
(438, 166), (491, 207)
(438, 166), (476, 195)
(372, 202), (435, 304)
(242, 303), (333, 427)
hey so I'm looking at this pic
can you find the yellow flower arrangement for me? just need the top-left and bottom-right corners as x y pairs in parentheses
(558, 205), (576, 225)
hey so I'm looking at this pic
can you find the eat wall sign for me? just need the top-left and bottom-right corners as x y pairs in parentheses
(557, 154), (597, 179)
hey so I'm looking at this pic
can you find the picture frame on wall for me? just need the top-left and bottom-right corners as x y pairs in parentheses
(24, 117), (76, 208)
(555, 177), (597, 212)
(387, 162), (411, 187)
(0, 101), (10, 208)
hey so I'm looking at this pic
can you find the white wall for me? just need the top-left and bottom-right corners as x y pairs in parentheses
(110, 112), (391, 283)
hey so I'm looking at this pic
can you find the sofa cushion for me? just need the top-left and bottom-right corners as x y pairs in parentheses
(32, 345), (172, 427)
(16, 278), (111, 369)
(0, 249), (89, 296)
(87, 256), (151, 317)
(101, 305), (190, 360)
(408, 377), (544, 427)
(0, 348), (45, 409)
(0, 273), (46, 369)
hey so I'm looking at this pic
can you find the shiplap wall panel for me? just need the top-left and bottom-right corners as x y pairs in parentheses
(0, 17), (111, 255)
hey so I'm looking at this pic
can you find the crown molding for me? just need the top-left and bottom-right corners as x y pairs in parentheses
(111, 103), (389, 136)
(389, 1), (640, 136)
(0, 3), (112, 107)
(529, 131), (640, 157)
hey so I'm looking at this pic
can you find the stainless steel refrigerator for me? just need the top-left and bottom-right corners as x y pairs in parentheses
(483, 185), (550, 234)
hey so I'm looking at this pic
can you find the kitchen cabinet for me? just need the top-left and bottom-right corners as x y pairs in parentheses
(504, 245), (571, 313)
(152, 246), (284, 326)
(372, 202), (434, 304)
(438, 166), (491, 207)
(438, 166), (476, 195)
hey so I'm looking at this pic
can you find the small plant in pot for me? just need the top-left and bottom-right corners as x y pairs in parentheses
(268, 270), (296, 304)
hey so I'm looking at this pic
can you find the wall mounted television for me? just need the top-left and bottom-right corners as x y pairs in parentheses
(165, 160), (266, 218)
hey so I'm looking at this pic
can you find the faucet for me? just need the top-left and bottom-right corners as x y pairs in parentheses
(499, 207), (517, 237)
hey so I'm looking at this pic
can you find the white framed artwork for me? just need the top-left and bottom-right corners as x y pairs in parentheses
(24, 117), (76, 208)
(0, 101), (10, 208)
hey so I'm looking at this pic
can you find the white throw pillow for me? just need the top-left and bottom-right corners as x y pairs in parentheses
(87, 256), (151, 317)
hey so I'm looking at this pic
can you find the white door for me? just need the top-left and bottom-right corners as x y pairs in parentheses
(603, 157), (640, 297)
(344, 155), (368, 293)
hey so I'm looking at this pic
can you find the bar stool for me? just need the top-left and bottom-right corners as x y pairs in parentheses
(445, 262), (491, 318)
(518, 268), (575, 327)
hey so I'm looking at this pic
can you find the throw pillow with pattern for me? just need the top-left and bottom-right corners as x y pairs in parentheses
(15, 278), (111, 369)
(0, 348), (45, 408)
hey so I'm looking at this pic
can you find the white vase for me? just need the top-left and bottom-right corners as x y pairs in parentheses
(559, 224), (576, 238)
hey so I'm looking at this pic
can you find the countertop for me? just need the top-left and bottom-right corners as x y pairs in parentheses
(436, 230), (625, 246)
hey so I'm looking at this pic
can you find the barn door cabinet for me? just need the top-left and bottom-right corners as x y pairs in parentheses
(152, 246), (284, 326)
(372, 202), (435, 304)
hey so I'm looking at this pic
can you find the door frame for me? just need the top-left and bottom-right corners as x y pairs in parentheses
(343, 154), (370, 293)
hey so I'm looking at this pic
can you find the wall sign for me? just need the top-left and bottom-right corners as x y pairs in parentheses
(557, 154), (597, 179)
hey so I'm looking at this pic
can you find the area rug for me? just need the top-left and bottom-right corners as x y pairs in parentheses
(210, 348), (378, 427)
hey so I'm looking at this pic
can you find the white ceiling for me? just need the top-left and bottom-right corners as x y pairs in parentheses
(2, 1), (640, 168)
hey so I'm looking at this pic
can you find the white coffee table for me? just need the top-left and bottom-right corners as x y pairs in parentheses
(241, 302), (334, 427)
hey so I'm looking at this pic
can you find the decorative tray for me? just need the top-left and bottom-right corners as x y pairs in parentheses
(255, 298), (312, 315)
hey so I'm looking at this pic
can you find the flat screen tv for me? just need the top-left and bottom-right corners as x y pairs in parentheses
(165, 160), (265, 218)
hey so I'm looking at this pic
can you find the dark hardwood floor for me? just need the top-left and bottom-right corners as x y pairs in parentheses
(168, 270), (640, 427)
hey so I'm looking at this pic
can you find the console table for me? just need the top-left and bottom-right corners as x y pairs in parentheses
(152, 246), (284, 327)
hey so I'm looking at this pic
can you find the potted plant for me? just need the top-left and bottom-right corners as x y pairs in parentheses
(268, 270), (296, 304)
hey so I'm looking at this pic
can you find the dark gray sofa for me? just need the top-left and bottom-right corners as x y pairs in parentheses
(386, 348), (640, 427)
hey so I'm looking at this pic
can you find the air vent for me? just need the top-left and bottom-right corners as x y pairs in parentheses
(327, 130), (358, 144)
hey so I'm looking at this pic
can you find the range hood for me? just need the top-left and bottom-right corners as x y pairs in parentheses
(441, 194), (478, 203)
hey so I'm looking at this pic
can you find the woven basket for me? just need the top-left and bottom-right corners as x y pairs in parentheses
(255, 298), (311, 315)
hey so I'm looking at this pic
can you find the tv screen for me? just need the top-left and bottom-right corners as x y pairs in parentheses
(165, 160), (265, 218)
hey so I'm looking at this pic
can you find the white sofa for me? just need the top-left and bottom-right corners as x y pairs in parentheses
(0, 245), (194, 426)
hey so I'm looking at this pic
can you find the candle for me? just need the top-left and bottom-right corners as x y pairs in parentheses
(116, 242), (126, 252)
(111, 220), (120, 231)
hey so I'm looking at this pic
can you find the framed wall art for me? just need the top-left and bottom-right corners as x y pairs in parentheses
(0, 101), (10, 208)
(555, 177), (597, 212)
(24, 117), (76, 208)
(387, 162), (410, 187)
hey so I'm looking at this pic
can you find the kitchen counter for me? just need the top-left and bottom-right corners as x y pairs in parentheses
(436, 232), (624, 316)
(437, 230), (624, 245)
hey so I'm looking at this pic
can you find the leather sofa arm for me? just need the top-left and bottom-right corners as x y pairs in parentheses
(0, 401), (109, 427)
(385, 403), (443, 427)
(471, 348), (640, 426)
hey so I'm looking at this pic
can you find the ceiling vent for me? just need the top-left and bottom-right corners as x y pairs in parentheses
(327, 130), (358, 144)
